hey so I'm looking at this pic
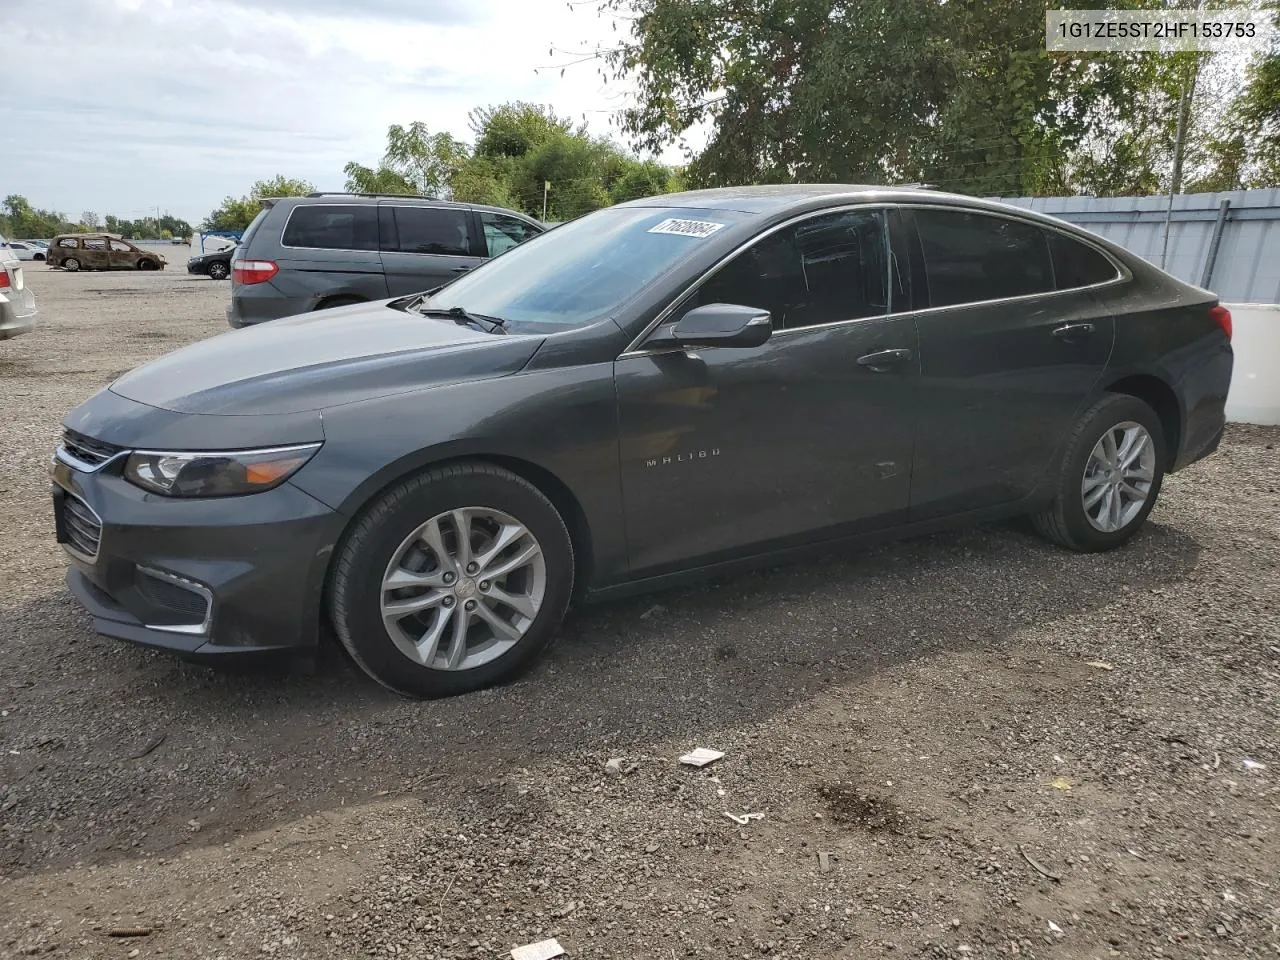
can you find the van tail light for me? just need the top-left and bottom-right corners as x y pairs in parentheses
(1208, 305), (1232, 341)
(232, 259), (278, 285)
(0, 269), (10, 290)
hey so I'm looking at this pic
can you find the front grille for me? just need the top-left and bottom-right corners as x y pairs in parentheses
(136, 571), (210, 621)
(61, 429), (124, 469)
(61, 491), (102, 559)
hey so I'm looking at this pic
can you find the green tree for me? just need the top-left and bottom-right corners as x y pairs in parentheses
(203, 176), (314, 231)
(80, 210), (101, 230)
(1, 195), (74, 238)
(345, 122), (469, 197)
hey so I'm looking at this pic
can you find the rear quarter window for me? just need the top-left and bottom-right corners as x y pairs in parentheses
(281, 205), (378, 251)
(1048, 231), (1120, 289)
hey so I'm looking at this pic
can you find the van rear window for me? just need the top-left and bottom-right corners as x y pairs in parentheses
(281, 205), (378, 251)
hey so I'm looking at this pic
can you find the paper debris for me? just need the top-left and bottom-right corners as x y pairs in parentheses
(679, 748), (724, 768)
(818, 852), (832, 873)
(511, 938), (564, 960)
(604, 758), (625, 776)
(1048, 920), (1064, 935)
(722, 811), (763, 826)
(1241, 758), (1267, 772)
(1050, 777), (1073, 791)
(1085, 661), (1114, 671)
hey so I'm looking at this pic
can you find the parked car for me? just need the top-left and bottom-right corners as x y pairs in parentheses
(47, 234), (166, 272)
(6, 241), (47, 261)
(0, 239), (37, 339)
(226, 192), (545, 327)
(187, 246), (234, 280)
(52, 185), (1233, 698)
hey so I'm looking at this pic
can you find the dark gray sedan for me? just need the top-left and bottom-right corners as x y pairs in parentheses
(52, 186), (1233, 697)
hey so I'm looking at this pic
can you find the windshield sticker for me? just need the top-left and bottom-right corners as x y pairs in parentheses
(647, 218), (727, 239)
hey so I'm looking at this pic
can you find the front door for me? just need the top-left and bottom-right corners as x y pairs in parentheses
(615, 207), (919, 576)
(902, 206), (1116, 519)
(379, 205), (485, 296)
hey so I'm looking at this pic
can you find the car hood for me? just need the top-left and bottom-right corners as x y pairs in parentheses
(109, 300), (546, 415)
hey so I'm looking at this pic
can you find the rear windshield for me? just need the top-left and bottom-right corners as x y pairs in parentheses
(426, 207), (746, 331)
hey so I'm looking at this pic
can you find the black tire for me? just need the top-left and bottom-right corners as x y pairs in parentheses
(137, 259), (157, 271)
(34, 253), (45, 262)
(207, 261), (229, 280)
(63, 257), (81, 272)
(315, 295), (363, 311)
(1032, 393), (1167, 552)
(329, 462), (574, 698)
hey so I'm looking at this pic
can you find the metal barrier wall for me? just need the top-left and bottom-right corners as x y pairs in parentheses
(993, 189), (1280, 304)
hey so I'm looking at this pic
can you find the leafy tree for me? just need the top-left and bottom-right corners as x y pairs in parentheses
(345, 122), (469, 197)
(203, 176), (314, 231)
(80, 211), (101, 230)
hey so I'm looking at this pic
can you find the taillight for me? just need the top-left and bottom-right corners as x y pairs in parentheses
(0, 269), (10, 290)
(1208, 305), (1232, 340)
(232, 259), (278, 285)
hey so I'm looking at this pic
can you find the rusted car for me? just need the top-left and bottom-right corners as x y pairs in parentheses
(47, 234), (167, 272)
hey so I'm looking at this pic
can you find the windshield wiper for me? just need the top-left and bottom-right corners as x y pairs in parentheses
(414, 305), (508, 334)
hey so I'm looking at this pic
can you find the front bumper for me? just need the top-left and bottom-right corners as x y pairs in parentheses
(52, 455), (342, 658)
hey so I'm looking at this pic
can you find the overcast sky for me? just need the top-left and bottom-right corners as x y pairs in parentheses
(3, 0), (700, 226)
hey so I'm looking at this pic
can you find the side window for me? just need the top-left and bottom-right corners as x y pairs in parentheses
(58, 238), (79, 248)
(281, 205), (378, 251)
(390, 207), (473, 256)
(84, 239), (107, 250)
(480, 212), (541, 257)
(681, 209), (889, 330)
(914, 209), (1054, 308)
(1048, 231), (1118, 289)
(109, 241), (132, 253)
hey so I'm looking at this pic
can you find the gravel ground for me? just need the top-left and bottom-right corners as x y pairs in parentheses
(1, 266), (1277, 960)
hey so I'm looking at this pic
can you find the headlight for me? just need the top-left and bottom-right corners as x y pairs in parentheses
(123, 443), (321, 497)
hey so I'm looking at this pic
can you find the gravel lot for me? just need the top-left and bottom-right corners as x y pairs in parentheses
(1, 265), (1277, 960)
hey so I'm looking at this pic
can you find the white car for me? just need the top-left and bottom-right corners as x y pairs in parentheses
(5, 241), (47, 262)
(0, 239), (38, 339)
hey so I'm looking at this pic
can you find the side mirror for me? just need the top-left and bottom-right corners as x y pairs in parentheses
(671, 303), (773, 349)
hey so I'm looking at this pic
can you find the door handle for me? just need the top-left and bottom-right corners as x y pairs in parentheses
(857, 348), (913, 371)
(450, 265), (473, 273)
(1052, 322), (1095, 340)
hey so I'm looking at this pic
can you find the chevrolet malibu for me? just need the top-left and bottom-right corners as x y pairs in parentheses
(52, 186), (1233, 697)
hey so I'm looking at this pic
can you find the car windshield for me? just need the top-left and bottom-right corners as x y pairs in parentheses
(423, 207), (746, 331)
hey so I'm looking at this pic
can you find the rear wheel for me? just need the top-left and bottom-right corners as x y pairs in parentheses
(329, 463), (574, 698)
(1032, 394), (1166, 552)
(33, 253), (45, 262)
(63, 257), (81, 272)
(207, 261), (229, 280)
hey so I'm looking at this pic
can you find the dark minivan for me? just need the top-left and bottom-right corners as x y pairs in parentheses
(227, 193), (544, 327)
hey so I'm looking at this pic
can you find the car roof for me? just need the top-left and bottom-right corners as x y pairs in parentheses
(267, 194), (540, 222)
(51, 232), (126, 240)
(616, 183), (1127, 245)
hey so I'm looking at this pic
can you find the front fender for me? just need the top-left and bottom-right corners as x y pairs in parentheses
(290, 363), (628, 586)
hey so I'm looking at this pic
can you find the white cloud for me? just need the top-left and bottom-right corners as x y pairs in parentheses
(2, 0), (703, 225)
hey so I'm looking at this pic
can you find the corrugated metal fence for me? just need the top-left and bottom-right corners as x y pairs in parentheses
(992, 189), (1280, 304)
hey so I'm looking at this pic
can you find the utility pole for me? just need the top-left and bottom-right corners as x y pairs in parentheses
(1160, 0), (1204, 271)
(542, 181), (550, 221)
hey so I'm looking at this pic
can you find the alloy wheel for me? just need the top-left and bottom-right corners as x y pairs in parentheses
(379, 507), (547, 670)
(1081, 420), (1156, 533)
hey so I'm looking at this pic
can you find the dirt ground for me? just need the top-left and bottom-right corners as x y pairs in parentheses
(1, 265), (1277, 960)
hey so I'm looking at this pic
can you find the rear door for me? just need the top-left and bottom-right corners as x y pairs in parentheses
(379, 204), (484, 295)
(80, 238), (110, 269)
(902, 206), (1116, 519)
(276, 202), (386, 303)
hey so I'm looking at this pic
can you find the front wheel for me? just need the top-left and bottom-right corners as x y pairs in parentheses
(329, 463), (574, 698)
(207, 261), (229, 280)
(1032, 394), (1166, 552)
(137, 259), (158, 271)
